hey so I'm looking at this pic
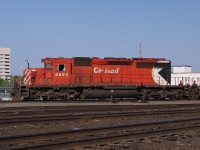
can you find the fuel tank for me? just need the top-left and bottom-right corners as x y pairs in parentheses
(81, 89), (138, 99)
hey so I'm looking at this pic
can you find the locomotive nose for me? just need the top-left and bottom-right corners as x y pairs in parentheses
(24, 69), (32, 85)
(23, 69), (37, 85)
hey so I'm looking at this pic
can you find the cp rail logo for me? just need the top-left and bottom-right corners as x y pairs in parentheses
(93, 67), (119, 74)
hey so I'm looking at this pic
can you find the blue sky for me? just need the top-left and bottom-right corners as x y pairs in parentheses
(0, 0), (200, 75)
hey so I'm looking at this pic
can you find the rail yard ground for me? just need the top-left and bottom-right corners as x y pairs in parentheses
(1, 100), (200, 107)
(0, 100), (200, 150)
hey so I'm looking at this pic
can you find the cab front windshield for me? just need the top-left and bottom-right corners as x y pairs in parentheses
(44, 63), (52, 70)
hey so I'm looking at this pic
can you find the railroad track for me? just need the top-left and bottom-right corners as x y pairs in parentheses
(1, 116), (200, 150)
(1, 103), (200, 117)
(1, 109), (200, 126)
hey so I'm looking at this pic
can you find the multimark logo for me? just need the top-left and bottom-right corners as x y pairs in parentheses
(93, 67), (119, 74)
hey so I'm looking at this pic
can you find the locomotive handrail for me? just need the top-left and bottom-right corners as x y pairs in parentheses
(172, 77), (200, 86)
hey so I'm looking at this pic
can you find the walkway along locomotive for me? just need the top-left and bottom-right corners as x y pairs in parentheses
(20, 57), (200, 101)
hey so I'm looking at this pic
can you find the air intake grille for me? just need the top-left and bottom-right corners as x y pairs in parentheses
(74, 57), (91, 66)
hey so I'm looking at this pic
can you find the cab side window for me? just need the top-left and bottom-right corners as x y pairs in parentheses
(57, 64), (66, 71)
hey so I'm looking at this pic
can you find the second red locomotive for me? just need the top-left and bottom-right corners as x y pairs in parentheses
(21, 57), (199, 101)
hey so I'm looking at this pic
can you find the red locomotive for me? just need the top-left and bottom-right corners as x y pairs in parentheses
(21, 57), (199, 101)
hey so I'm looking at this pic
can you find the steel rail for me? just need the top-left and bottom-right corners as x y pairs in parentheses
(1, 117), (200, 150)
(25, 124), (200, 150)
(0, 109), (200, 125)
(1, 103), (200, 116)
(1, 102), (200, 110)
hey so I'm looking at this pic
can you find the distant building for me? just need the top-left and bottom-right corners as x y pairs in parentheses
(172, 65), (192, 73)
(171, 65), (200, 85)
(0, 48), (11, 81)
(0, 87), (11, 101)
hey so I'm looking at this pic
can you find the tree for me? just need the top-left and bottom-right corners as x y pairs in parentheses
(0, 78), (12, 87)
(0, 76), (23, 87)
(0, 78), (3, 85)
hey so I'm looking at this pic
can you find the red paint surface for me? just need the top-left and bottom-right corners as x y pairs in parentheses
(23, 57), (168, 86)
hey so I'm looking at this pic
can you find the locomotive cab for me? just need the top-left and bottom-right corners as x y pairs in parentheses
(42, 59), (53, 79)
(40, 58), (71, 85)
(23, 58), (72, 86)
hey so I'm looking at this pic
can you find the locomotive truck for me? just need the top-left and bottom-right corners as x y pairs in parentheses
(20, 57), (200, 101)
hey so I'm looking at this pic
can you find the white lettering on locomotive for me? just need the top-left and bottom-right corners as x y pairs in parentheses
(94, 67), (104, 73)
(93, 67), (119, 74)
(55, 73), (68, 76)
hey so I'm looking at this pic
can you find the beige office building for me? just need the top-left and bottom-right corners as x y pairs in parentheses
(0, 48), (10, 81)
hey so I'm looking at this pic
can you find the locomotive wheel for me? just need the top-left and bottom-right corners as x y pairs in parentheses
(138, 95), (145, 102)
(138, 90), (148, 102)
(111, 99), (118, 103)
(175, 92), (183, 100)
